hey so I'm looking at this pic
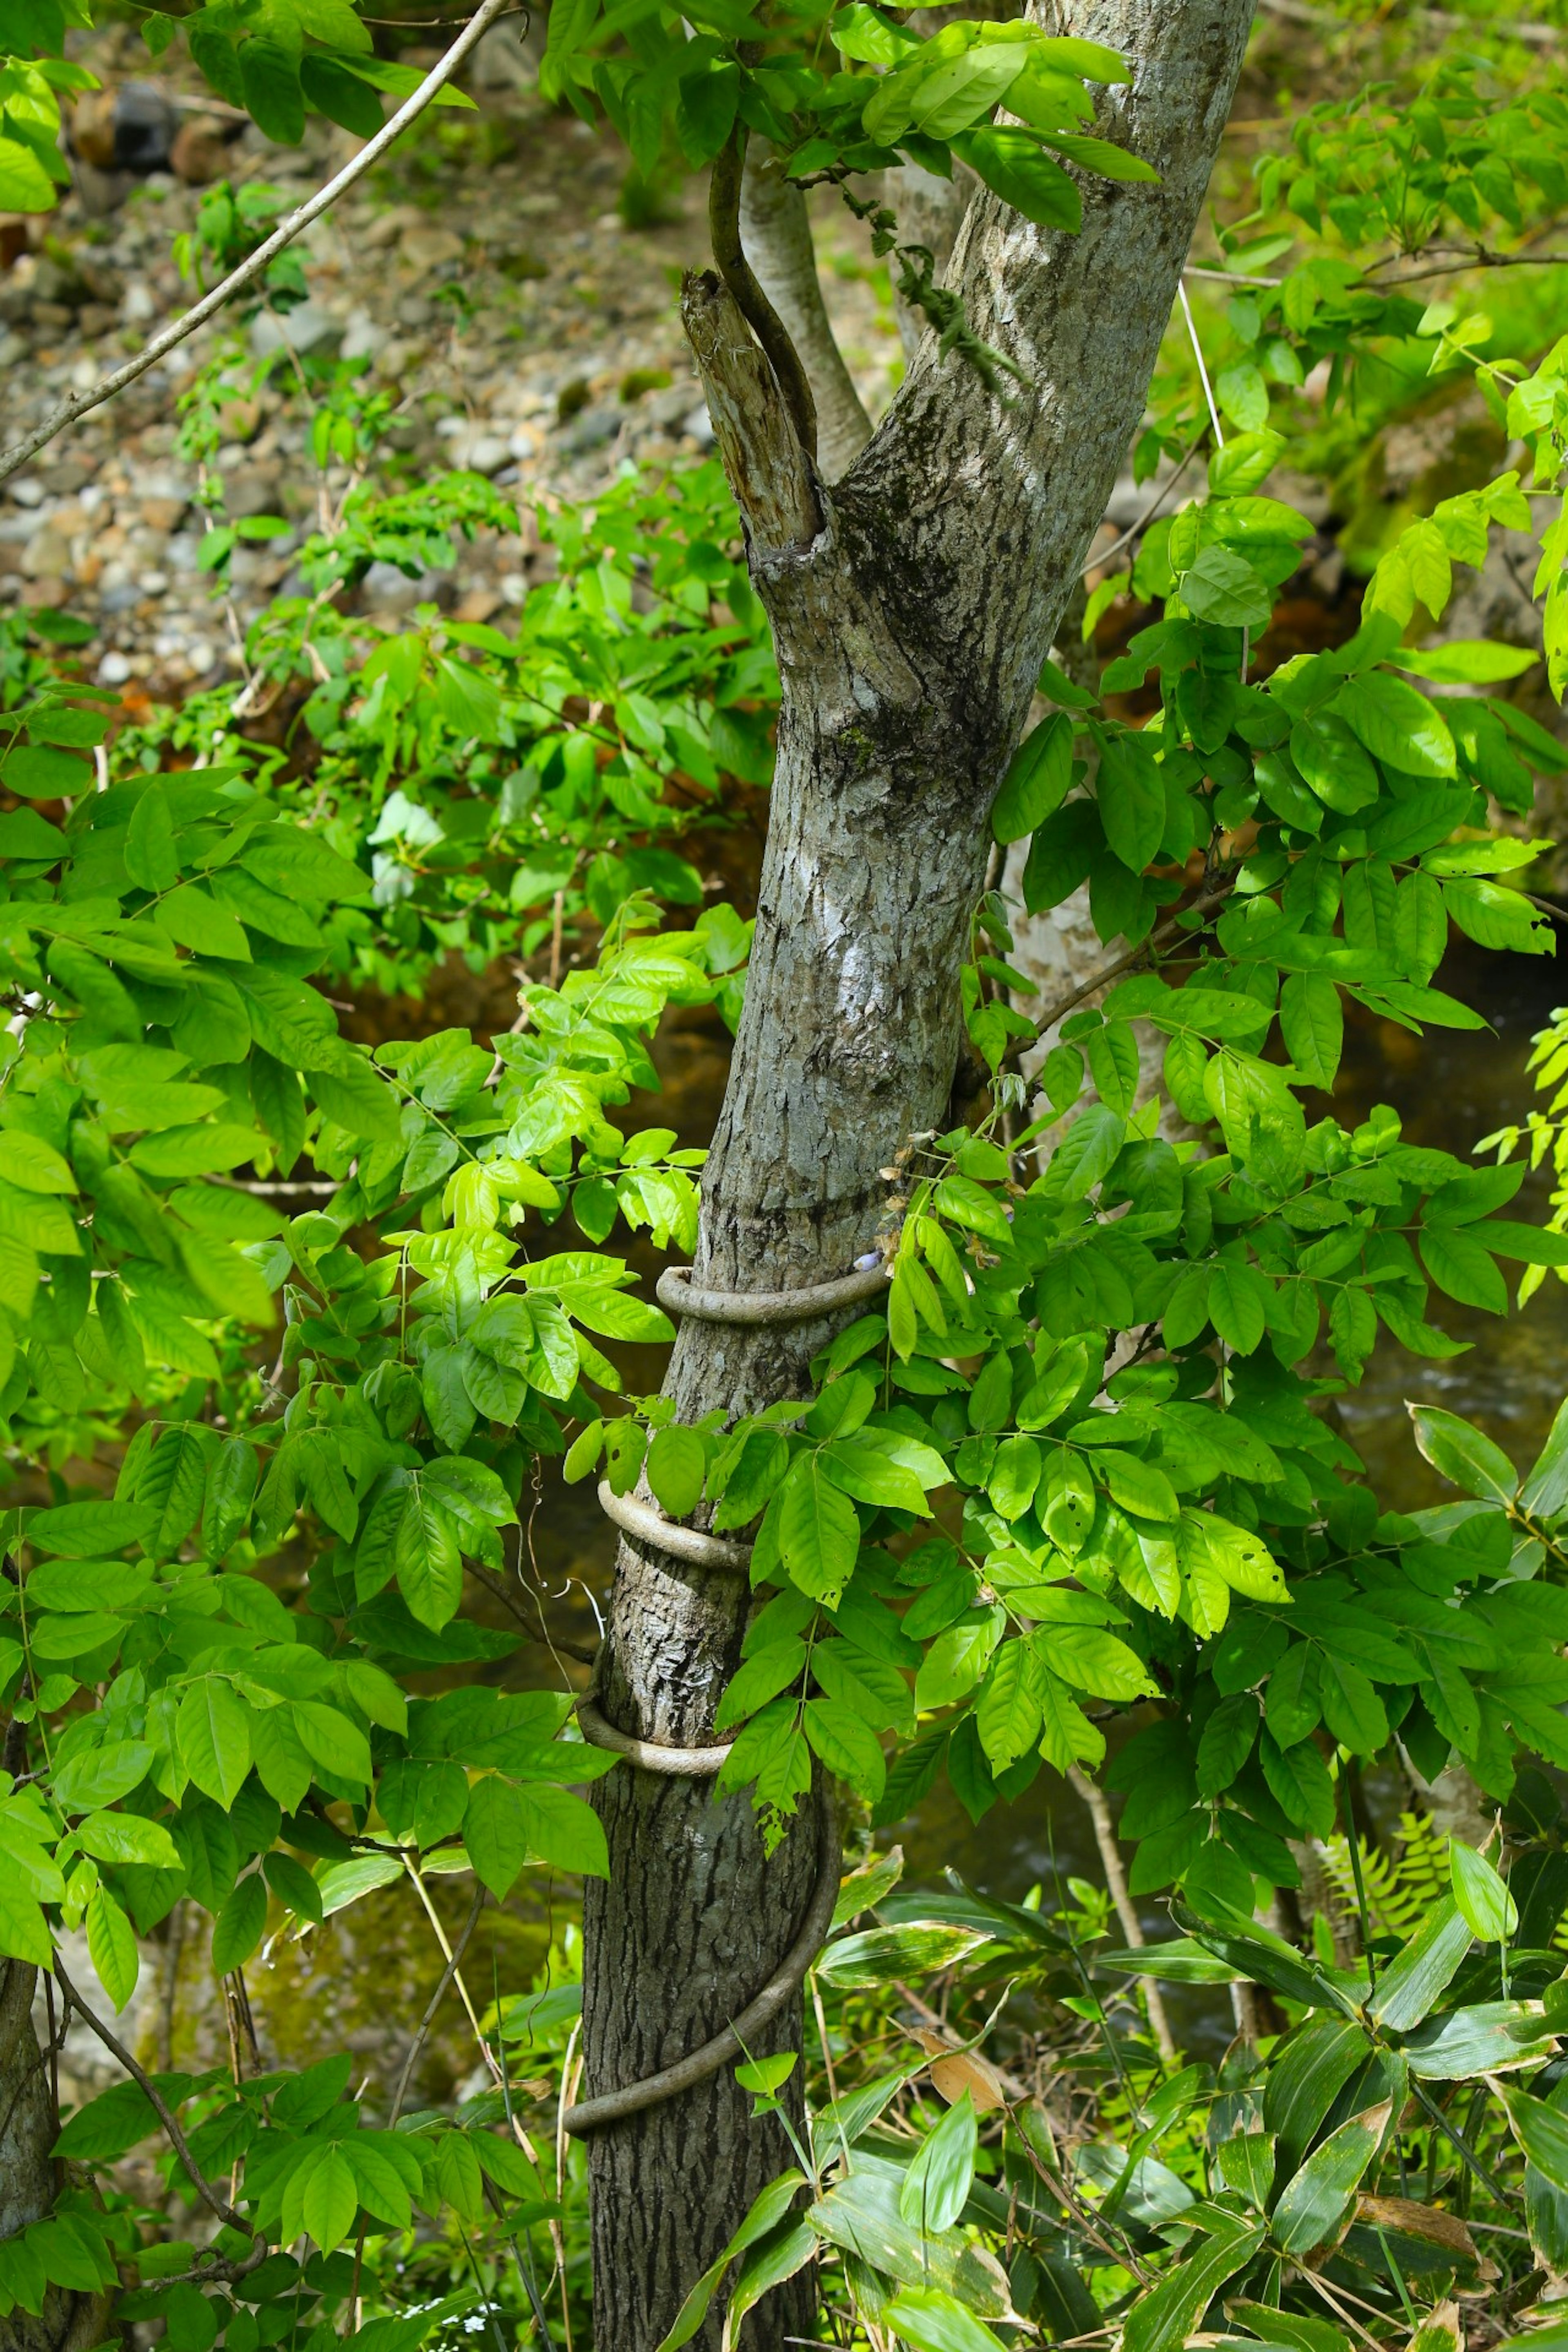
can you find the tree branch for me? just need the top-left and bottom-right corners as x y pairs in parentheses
(1026, 882), (1234, 1044)
(52, 1955), (259, 2243)
(681, 271), (822, 555)
(0, 0), (515, 489)
(390, 1885), (486, 2126)
(709, 127), (820, 464)
(739, 140), (872, 481)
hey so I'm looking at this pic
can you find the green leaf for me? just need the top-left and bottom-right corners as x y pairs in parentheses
(1368, 1896), (1473, 2032)
(1450, 1839), (1517, 1942)
(300, 51), (385, 137)
(210, 1873), (268, 1975)
(1503, 2081), (1568, 2194)
(1420, 1225), (1507, 1314)
(900, 2091), (978, 2235)
(885, 2285), (1002, 2352)
(240, 34), (306, 144)
(646, 1424), (706, 1519)
(301, 2145), (359, 2254)
(202, 1438), (259, 1558)
(178, 1678), (252, 1810)
(1180, 545), (1272, 627)
(1259, 1729), (1335, 1838)
(804, 1698), (886, 1803)
(0, 1134), (75, 1195)
(814, 1924), (986, 1990)
(951, 126), (1081, 230)
(124, 781), (179, 893)
(674, 58), (738, 167)
(1408, 1405), (1516, 1502)
(992, 712), (1073, 844)
(1444, 876), (1553, 954)
(76, 1811), (182, 1871)
(0, 136), (57, 212)
(1271, 2104), (1386, 2257)
(1331, 674), (1455, 778)
(517, 1783), (609, 1878)
(86, 1888), (139, 2012)
(780, 1454), (860, 1607)
(28, 1501), (156, 1558)
(654, 2170), (806, 2352)
(463, 1774), (529, 1899)
(1095, 730), (1165, 873)
(1122, 2217), (1265, 2352)
(396, 1488), (464, 1630)
(0, 1880), (51, 1968)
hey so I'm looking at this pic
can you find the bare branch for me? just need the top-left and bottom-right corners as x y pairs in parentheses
(0, 0), (515, 489)
(739, 141), (872, 481)
(709, 127), (819, 463)
(52, 1955), (259, 2241)
(681, 271), (822, 555)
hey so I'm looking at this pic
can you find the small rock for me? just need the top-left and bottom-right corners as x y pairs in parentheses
(139, 495), (187, 532)
(9, 480), (45, 509)
(23, 527), (72, 578)
(20, 578), (69, 610)
(682, 404), (715, 449)
(341, 307), (388, 363)
(441, 428), (509, 477)
(560, 405), (620, 456)
(361, 559), (443, 612)
(223, 466), (282, 521)
(250, 300), (343, 359)
(39, 460), (95, 497)
(395, 294), (435, 330)
(170, 115), (239, 187)
(121, 279), (156, 326)
(401, 225), (464, 275)
(96, 650), (133, 686)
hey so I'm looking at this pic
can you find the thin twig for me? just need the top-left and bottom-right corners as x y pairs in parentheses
(0, 0), (515, 488)
(1083, 434), (1205, 580)
(390, 1885), (486, 2125)
(1066, 1765), (1177, 2065)
(53, 1956), (258, 2240)
(1027, 885), (1235, 1045)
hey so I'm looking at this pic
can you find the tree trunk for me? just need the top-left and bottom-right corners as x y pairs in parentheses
(581, 4), (1252, 2343)
(0, 1961), (103, 2352)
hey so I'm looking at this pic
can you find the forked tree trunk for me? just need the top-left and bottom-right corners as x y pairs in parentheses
(581, 4), (1252, 2343)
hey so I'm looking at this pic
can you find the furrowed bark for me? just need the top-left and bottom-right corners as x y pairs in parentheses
(739, 143), (874, 481)
(0, 1960), (104, 2352)
(582, 4), (1252, 2345)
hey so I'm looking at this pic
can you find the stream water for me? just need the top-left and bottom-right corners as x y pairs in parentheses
(485, 942), (1568, 1904)
(242, 944), (1568, 2097)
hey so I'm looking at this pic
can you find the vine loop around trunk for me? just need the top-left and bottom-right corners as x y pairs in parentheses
(595, 1480), (755, 1573)
(563, 1783), (841, 2137)
(656, 1258), (891, 1326)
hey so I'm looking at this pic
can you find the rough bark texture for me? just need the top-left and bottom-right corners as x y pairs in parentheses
(739, 144), (874, 482)
(582, 4), (1252, 2345)
(0, 1962), (99, 2352)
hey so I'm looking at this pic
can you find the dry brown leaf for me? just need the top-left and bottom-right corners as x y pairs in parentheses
(908, 2026), (1009, 2112)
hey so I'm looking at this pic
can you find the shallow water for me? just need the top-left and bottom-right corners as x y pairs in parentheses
(486, 947), (1568, 1939)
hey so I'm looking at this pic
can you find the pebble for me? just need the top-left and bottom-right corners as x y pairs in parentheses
(0, 38), (900, 697)
(250, 300), (343, 359)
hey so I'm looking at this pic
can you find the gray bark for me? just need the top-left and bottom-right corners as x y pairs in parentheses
(0, 1961), (102, 2352)
(582, 3), (1253, 2344)
(739, 145), (874, 482)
